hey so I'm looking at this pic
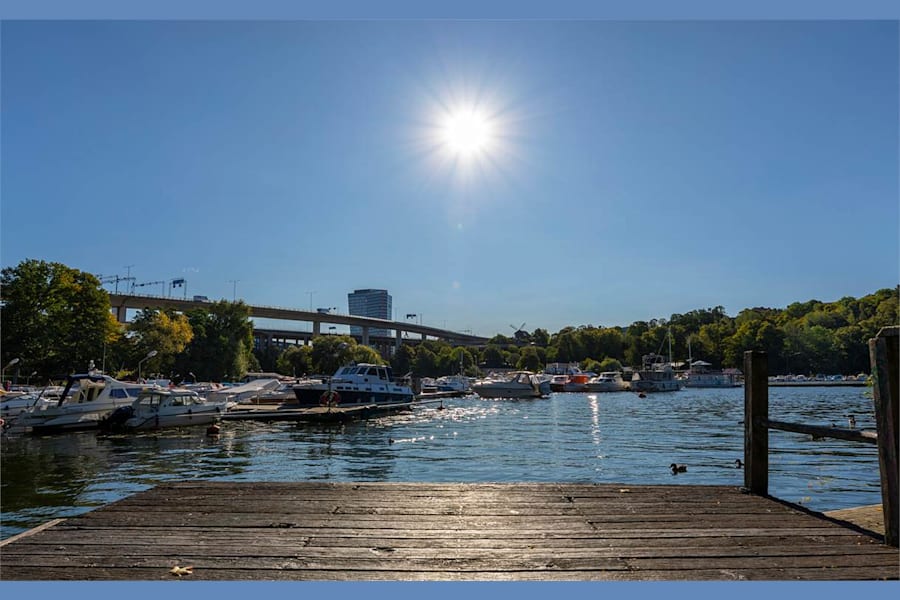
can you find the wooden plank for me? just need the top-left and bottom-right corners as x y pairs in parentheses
(1, 482), (896, 581)
(870, 326), (899, 547)
(744, 351), (768, 495)
(763, 419), (877, 444)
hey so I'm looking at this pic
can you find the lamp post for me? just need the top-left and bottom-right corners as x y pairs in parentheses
(26, 371), (37, 385)
(2, 358), (20, 388)
(138, 350), (158, 381)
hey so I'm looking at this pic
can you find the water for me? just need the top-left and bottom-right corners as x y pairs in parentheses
(0, 386), (881, 540)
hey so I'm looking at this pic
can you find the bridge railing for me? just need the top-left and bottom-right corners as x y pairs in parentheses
(743, 326), (898, 546)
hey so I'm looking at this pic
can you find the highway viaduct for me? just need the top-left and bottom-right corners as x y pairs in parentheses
(107, 293), (491, 355)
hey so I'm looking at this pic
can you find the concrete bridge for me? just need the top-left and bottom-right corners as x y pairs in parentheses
(108, 293), (490, 351)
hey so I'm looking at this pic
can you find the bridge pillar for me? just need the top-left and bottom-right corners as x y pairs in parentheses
(362, 326), (369, 347)
(115, 305), (128, 323)
(395, 329), (402, 352)
(313, 321), (320, 336)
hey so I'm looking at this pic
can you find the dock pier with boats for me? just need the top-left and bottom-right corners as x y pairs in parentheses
(2, 330), (897, 581)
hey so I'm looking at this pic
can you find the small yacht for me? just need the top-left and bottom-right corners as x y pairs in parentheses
(585, 372), (628, 392)
(683, 362), (742, 388)
(17, 372), (152, 434)
(630, 353), (681, 393)
(291, 363), (414, 408)
(100, 388), (228, 431)
(472, 371), (551, 399)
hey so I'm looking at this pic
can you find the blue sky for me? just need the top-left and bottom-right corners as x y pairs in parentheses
(2, 20), (897, 337)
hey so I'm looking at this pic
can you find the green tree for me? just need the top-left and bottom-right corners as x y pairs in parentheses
(178, 301), (255, 381)
(276, 345), (314, 377)
(310, 335), (357, 375)
(1, 259), (113, 379)
(516, 346), (542, 371)
(127, 308), (194, 378)
(391, 344), (417, 376)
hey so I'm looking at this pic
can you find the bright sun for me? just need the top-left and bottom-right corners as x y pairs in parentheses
(441, 110), (493, 157)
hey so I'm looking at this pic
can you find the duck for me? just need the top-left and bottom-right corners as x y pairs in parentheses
(848, 415), (856, 429)
(734, 459), (743, 469)
(670, 463), (687, 474)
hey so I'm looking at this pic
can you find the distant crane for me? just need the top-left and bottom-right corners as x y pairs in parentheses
(133, 280), (166, 295)
(97, 274), (136, 294)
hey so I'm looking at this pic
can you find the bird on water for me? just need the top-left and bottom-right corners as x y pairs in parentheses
(670, 463), (687, 474)
(734, 459), (743, 468)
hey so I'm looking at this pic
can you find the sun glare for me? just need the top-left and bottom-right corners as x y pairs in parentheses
(442, 110), (493, 157)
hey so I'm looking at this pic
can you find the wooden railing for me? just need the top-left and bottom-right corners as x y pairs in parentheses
(743, 326), (899, 547)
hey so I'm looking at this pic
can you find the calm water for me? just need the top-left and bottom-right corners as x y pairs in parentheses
(0, 386), (881, 540)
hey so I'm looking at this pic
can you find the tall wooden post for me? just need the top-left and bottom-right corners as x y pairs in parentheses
(869, 326), (898, 547)
(744, 351), (768, 495)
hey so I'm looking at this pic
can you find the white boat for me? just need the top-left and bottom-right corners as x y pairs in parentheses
(291, 363), (414, 408)
(205, 378), (282, 405)
(17, 373), (153, 434)
(100, 388), (228, 431)
(585, 372), (628, 392)
(683, 362), (742, 388)
(434, 374), (472, 393)
(630, 354), (681, 393)
(472, 371), (551, 399)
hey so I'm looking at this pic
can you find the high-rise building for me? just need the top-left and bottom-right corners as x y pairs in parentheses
(348, 289), (392, 337)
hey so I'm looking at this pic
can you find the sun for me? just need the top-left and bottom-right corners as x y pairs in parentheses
(441, 109), (494, 158)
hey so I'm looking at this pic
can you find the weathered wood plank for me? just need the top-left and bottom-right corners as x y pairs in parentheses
(1, 482), (896, 581)
(870, 326), (899, 547)
(744, 350), (768, 495)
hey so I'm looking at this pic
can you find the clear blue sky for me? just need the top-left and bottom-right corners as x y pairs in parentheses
(2, 20), (897, 337)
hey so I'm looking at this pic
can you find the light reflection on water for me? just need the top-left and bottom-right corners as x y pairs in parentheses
(0, 386), (881, 539)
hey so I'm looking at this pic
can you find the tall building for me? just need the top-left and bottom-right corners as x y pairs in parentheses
(348, 289), (392, 337)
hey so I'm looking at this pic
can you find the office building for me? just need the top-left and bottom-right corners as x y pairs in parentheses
(348, 289), (392, 337)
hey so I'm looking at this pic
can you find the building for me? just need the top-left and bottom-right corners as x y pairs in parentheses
(347, 289), (392, 337)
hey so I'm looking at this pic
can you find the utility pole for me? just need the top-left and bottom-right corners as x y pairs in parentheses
(228, 280), (239, 302)
(306, 291), (317, 311)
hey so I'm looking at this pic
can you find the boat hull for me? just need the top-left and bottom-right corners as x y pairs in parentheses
(292, 385), (413, 408)
(630, 379), (681, 393)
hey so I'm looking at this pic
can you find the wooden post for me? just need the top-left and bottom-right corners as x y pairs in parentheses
(869, 326), (898, 547)
(744, 351), (768, 495)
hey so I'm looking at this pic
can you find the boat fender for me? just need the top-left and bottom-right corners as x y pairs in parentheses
(320, 390), (341, 406)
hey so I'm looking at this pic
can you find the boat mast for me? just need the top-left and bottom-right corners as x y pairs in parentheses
(668, 328), (673, 365)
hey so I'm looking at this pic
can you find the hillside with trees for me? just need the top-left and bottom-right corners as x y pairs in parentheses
(1, 259), (896, 382)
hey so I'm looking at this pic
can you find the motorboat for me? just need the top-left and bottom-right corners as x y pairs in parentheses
(291, 363), (414, 408)
(205, 378), (282, 405)
(17, 373), (153, 434)
(472, 371), (551, 399)
(434, 374), (472, 393)
(683, 362), (742, 388)
(100, 388), (228, 431)
(585, 372), (628, 392)
(630, 354), (681, 393)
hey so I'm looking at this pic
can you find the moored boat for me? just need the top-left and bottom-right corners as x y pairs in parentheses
(472, 371), (551, 399)
(291, 363), (414, 409)
(17, 372), (154, 434)
(100, 388), (228, 431)
(585, 372), (628, 392)
(630, 353), (681, 393)
(683, 361), (742, 388)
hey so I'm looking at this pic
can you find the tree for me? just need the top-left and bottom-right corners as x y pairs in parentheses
(276, 345), (314, 377)
(127, 308), (193, 378)
(516, 346), (542, 371)
(1, 259), (113, 379)
(391, 344), (416, 376)
(310, 335), (357, 374)
(178, 301), (255, 381)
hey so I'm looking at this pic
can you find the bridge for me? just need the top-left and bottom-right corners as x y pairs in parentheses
(108, 293), (491, 353)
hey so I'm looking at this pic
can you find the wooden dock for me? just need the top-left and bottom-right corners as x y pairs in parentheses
(1, 482), (897, 581)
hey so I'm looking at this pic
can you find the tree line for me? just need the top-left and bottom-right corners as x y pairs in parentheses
(1, 259), (897, 384)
